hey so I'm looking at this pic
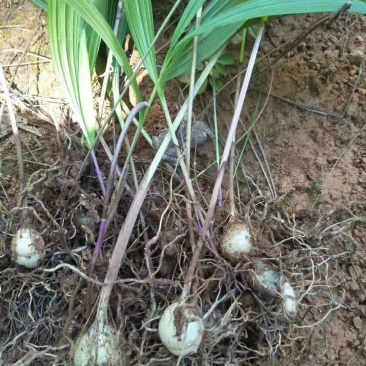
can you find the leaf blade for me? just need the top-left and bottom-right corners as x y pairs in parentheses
(124, 0), (158, 83)
(165, 0), (366, 80)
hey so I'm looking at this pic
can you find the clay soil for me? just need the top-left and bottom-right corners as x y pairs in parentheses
(0, 1), (366, 366)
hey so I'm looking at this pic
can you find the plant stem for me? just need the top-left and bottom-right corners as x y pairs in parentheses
(98, 1), (124, 119)
(75, 0), (185, 185)
(90, 102), (149, 273)
(96, 54), (223, 319)
(185, 7), (202, 170)
(0, 63), (26, 207)
(206, 23), (265, 226)
(182, 23), (265, 298)
(91, 150), (106, 196)
(185, 7), (202, 253)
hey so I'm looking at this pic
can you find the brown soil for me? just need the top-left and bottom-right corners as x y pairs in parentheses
(1, 2), (366, 366)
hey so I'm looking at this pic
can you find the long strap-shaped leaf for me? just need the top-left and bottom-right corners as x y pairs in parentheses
(33, 0), (47, 11)
(120, 0), (207, 89)
(33, 0), (119, 73)
(194, 0), (366, 34)
(85, 0), (107, 72)
(165, 0), (366, 80)
(62, 0), (142, 106)
(48, 0), (96, 146)
(124, 0), (158, 84)
(47, 0), (143, 146)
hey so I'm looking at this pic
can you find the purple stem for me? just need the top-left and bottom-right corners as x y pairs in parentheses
(195, 205), (203, 233)
(91, 219), (107, 268)
(217, 166), (223, 208)
(104, 102), (149, 205)
(90, 102), (149, 272)
(91, 150), (106, 197)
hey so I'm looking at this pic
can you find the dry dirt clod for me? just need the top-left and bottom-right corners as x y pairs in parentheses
(152, 119), (214, 164)
(347, 50), (365, 66)
(353, 316), (363, 330)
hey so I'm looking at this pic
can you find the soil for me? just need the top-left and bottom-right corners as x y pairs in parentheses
(1, 1), (366, 366)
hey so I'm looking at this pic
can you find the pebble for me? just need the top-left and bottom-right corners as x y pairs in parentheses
(353, 316), (362, 330)
(152, 119), (214, 165)
(348, 50), (365, 67)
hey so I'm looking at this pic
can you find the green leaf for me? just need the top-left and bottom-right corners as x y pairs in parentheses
(32, 0), (47, 11)
(213, 78), (225, 91)
(218, 53), (235, 66)
(210, 68), (222, 78)
(161, 0), (206, 83)
(124, 0), (158, 84)
(62, 0), (142, 105)
(33, 0), (120, 73)
(177, 71), (191, 84)
(165, 0), (366, 80)
(164, 0), (247, 80)
(48, 0), (96, 146)
(85, 1), (108, 73)
(169, 0), (206, 49)
(197, 77), (208, 94)
(215, 63), (228, 75)
(193, 0), (366, 36)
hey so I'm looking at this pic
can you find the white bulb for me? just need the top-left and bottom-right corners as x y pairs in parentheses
(249, 260), (280, 297)
(158, 301), (204, 357)
(221, 223), (252, 261)
(11, 227), (45, 268)
(73, 321), (127, 366)
(281, 282), (297, 319)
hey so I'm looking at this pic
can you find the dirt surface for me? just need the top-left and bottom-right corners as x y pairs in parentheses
(1, 2), (366, 366)
(233, 12), (366, 365)
(256, 14), (366, 211)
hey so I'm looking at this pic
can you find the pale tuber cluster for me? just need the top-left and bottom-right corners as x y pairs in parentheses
(220, 223), (252, 261)
(158, 301), (204, 357)
(220, 222), (298, 319)
(11, 226), (45, 269)
(73, 319), (127, 366)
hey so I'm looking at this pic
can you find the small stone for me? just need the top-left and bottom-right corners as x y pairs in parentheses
(357, 88), (366, 96)
(360, 306), (366, 317)
(152, 118), (214, 165)
(297, 42), (306, 51)
(349, 266), (358, 281)
(356, 35), (364, 43)
(323, 49), (338, 63)
(353, 316), (362, 330)
(348, 50), (365, 66)
(349, 69), (357, 76)
(346, 101), (360, 118)
(358, 293), (366, 303)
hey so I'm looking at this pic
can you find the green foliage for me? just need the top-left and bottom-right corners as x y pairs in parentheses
(124, 0), (158, 84)
(209, 53), (235, 91)
(37, 0), (142, 147)
(311, 179), (323, 197)
(178, 52), (235, 94)
(48, 0), (97, 146)
(34, 0), (366, 148)
(32, 0), (47, 11)
(164, 0), (366, 80)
